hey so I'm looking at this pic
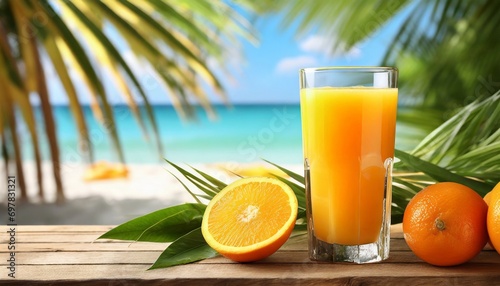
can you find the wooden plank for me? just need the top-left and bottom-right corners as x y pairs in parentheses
(0, 223), (404, 234)
(190, 250), (500, 265)
(1, 225), (108, 244)
(1, 246), (498, 267)
(4, 276), (500, 286)
(0, 224), (404, 245)
(0, 250), (418, 266)
(2, 225), (115, 232)
(0, 242), (169, 252)
(3, 262), (500, 285)
(1, 233), (104, 244)
(2, 224), (500, 286)
(3, 251), (160, 265)
(1, 235), (409, 252)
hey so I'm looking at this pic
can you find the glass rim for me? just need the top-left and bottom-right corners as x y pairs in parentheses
(300, 66), (398, 73)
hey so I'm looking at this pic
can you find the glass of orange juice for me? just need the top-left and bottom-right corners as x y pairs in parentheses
(299, 67), (398, 263)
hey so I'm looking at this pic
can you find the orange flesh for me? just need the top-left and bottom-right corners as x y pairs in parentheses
(206, 182), (293, 247)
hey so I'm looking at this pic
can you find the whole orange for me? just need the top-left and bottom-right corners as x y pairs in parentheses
(484, 190), (497, 251)
(486, 182), (500, 253)
(403, 182), (488, 266)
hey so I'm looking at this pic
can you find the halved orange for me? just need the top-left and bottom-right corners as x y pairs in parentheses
(201, 177), (298, 262)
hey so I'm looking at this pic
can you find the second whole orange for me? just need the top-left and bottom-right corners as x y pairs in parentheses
(484, 189), (497, 251)
(403, 182), (488, 266)
(486, 182), (500, 253)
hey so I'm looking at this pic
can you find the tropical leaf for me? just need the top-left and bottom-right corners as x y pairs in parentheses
(263, 159), (305, 185)
(408, 92), (500, 186)
(166, 160), (220, 200)
(189, 165), (228, 191)
(390, 92), (500, 217)
(167, 171), (205, 203)
(99, 203), (206, 242)
(395, 150), (492, 196)
(149, 228), (218, 270)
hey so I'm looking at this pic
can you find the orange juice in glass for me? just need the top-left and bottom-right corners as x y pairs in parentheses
(299, 67), (398, 263)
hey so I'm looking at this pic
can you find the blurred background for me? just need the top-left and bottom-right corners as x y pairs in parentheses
(0, 0), (499, 224)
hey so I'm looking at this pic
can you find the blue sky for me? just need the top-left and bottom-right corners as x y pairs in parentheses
(225, 14), (396, 104)
(47, 7), (406, 105)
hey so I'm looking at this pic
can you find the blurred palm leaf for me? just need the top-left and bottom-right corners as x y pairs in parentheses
(391, 91), (499, 222)
(0, 0), (256, 202)
(262, 0), (500, 111)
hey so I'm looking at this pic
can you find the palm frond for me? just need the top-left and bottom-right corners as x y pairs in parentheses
(166, 160), (221, 201)
(257, 0), (409, 53)
(0, 9), (44, 200)
(260, 0), (500, 112)
(410, 92), (500, 184)
(12, 0), (64, 201)
(390, 91), (500, 218)
(54, 1), (126, 164)
(32, 40), (64, 202)
(60, 2), (151, 139)
(0, 0), (257, 201)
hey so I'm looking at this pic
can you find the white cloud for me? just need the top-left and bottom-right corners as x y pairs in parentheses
(299, 34), (362, 60)
(273, 34), (363, 77)
(345, 46), (362, 59)
(275, 56), (318, 75)
(299, 35), (331, 55)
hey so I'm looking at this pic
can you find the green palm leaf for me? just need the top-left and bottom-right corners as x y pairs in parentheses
(11, 0), (65, 200)
(0, 0), (256, 201)
(0, 10), (44, 200)
(30, 38), (65, 202)
(409, 92), (500, 184)
(260, 0), (499, 113)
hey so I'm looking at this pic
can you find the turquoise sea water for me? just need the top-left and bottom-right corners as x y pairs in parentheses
(28, 105), (303, 164)
(26, 104), (420, 165)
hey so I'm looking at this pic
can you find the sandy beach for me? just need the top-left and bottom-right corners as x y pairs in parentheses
(0, 161), (301, 225)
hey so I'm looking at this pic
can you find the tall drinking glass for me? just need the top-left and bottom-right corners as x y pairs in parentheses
(299, 67), (398, 263)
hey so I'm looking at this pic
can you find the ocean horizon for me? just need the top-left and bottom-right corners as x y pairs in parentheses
(22, 104), (422, 165)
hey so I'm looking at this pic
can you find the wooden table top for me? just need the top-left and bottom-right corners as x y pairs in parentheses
(1, 224), (500, 285)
